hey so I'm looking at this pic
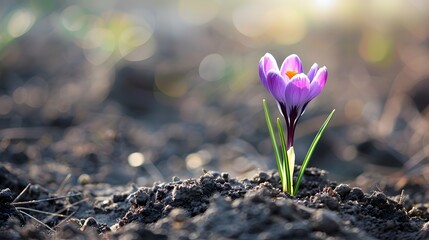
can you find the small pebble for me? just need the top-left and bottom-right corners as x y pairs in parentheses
(318, 194), (339, 210)
(348, 187), (364, 201)
(172, 176), (181, 182)
(373, 191), (386, 200)
(334, 184), (351, 198)
(129, 189), (150, 206)
(221, 172), (229, 181)
(258, 172), (269, 182)
(78, 174), (91, 185)
(136, 191), (150, 205)
(0, 188), (13, 203)
(101, 199), (111, 207)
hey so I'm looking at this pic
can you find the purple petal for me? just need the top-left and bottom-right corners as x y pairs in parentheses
(284, 73), (311, 108)
(258, 59), (268, 89)
(308, 66), (328, 100)
(266, 70), (287, 103)
(259, 53), (278, 90)
(280, 54), (303, 76)
(307, 63), (318, 82)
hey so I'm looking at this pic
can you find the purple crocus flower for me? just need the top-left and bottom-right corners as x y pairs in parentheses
(259, 53), (328, 148)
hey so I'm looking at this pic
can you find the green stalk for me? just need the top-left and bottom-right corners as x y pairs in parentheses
(262, 100), (284, 183)
(276, 118), (291, 194)
(293, 109), (335, 196)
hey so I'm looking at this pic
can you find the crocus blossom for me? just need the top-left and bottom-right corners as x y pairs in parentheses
(259, 53), (328, 148)
(259, 53), (333, 195)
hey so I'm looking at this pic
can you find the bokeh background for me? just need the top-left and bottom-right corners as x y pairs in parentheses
(1, 0), (429, 196)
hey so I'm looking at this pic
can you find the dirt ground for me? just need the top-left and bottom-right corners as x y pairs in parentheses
(1, 161), (429, 240)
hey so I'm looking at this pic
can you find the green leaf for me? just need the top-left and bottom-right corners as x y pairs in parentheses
(293, 109), (336, 196)
(262, 99), (284, 183)
(276, 117), (291, 193)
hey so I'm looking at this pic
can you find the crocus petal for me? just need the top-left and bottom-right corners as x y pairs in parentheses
(280, 54), (303, 76)
(258, 53), (279, 90)
(266, 70), (287, 103)
(307, 63), (318, 82)
(284, 73), (311, 108)
(308, 66), (328, 100)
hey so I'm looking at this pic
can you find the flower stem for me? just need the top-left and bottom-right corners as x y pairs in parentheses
(277, 118), (291, 194)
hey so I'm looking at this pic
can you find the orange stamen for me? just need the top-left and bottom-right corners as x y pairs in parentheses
(285, 71), (298, 79)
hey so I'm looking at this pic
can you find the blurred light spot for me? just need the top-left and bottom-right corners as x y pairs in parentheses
(232, 4), (266, 38)
(119, 25), (155, 61)
(7, 9), (35, 38)
(84, 48), (108, 65)
(106, 13), (134, 39)
(128, 152), (145, 167)
(178, 0), (219, 25)
(186, 150), (212, 170)
(199, 53), (226, 81)
(82, 27), (110, 49)
(309, 0), (338, 23)
(123, 38), (156, 62)
(0, 95), (13, 115)
(78, 174), (91, 185)
(359, 32), (392, 63)
(155, 76), (188, 98)
(13, 87), (27, 104)
(119, 26), (152, 53)
(314, 0), (335, 10)
(61, 5), (86, 32)
(82, 27), (115, 65)
(266, 8), (307, 45)
(345, 99), (363, 120)
(186, 153), (203, 169)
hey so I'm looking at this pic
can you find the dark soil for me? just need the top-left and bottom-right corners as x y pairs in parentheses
(1, 165), (428, 240)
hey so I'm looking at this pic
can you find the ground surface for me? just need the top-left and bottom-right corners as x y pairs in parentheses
(1, 164), (429, 240)
(1, 4), (429, 238)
